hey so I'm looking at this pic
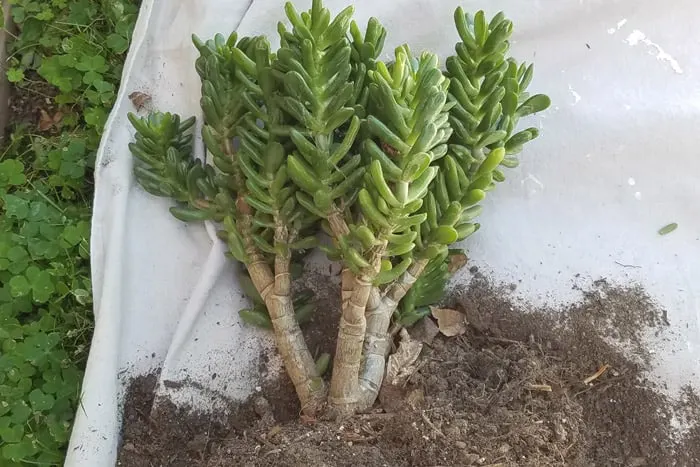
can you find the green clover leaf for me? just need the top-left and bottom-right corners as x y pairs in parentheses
(0, 417), (24, 443)
(9, 276), (31, 298)
(106, 33), (129, 53)
(76, 54), (108, 73)
(0, 160), (26, 187)
(84, 106), (108, 129)
(9, 401), (31, 426)
(36, 9), (55, 22)
(6, 68), (24, 83)
(1, 438), (39, 462)
(29, 389), (55, 412)
(31, 270), (56, 303)
(82, 70), (102, 86)
(2, 194), (30, 220)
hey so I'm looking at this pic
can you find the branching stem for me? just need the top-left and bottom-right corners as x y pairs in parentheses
(357, 258), (428, 410)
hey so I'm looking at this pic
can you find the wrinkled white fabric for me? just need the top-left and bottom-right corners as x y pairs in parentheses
(67, 1), (700, 465)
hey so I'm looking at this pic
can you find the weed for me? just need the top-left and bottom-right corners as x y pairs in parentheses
(1, 0), (138, 464)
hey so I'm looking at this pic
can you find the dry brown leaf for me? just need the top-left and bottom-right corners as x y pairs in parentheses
(431, 307), (467, 337)
(408, 316), (440, 345)
(385, 329), (423, 386)
(129, 91), (152, 110)
(38, 109), (63, 131)
(448, 252), (468, 273)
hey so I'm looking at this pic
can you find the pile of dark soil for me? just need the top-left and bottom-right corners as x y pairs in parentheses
(116, 275), (700, 467)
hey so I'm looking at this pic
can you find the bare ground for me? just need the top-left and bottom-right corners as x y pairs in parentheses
(116, 274), (700, 467)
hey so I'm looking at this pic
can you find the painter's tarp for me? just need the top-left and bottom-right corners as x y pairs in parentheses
(66, 1), (700, 465)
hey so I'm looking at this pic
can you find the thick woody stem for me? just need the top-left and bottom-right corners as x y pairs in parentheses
(271, 225), (326, 414)
(242, 209), (324, 414)
(328, 245), (384, 416)
(357, 258), (429, 410)
(219, 141), (322, 412)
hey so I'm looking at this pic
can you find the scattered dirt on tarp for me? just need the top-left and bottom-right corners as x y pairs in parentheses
(116, 275), (700, 467)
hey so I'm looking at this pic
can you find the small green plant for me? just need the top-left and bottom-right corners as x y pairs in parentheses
(1, 0), (137, 464)
(128, 0), (550, 417)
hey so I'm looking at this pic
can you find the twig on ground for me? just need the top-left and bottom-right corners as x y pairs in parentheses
(359, 412), (396, 420)
(421, 411), (445, 438)
(482, 336), (522, 346)
(263, 448), (282, 458)
(583, 364), (610, 385)
(574, 373), (630, 397)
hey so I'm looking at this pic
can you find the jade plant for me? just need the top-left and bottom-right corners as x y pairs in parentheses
(127, 1), (550, 417)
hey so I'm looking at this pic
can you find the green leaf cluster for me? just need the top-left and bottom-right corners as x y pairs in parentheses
(127, 3), (550, 333)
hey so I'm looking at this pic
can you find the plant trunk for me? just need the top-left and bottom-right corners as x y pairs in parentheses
(328, 272), (370, 415)
(357, 258), (428, 410)
(245, 222), (324, 415)
(328, 243), (384, 416)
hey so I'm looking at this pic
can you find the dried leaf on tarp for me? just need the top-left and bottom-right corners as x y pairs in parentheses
(431, 307), (467, 337)
(129, 91), (152, 110)
(448, 252), (468, 273)
(385, 328), (423, 386)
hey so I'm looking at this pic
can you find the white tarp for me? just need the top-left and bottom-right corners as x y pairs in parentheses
(66, 0), (700, 465)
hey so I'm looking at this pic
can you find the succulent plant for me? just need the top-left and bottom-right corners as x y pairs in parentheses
(127, 0), (550, 416)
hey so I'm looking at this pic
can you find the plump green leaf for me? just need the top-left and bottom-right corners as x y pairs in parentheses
(517, 94), (551, 116)
(658, 223), (678, 235)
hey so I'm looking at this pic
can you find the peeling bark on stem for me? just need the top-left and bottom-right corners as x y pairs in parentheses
(341, 268), (354, 307)
(327, 209), (351, 239)
(328, 274), (370, 415)
(273, 227), (326, 414)
(328, 245), (384, 416)
(218, 141), (322, 412)
(357, 258), (429, 410)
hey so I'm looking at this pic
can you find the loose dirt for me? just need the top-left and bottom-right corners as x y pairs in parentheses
(116, 274), (700, 467)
